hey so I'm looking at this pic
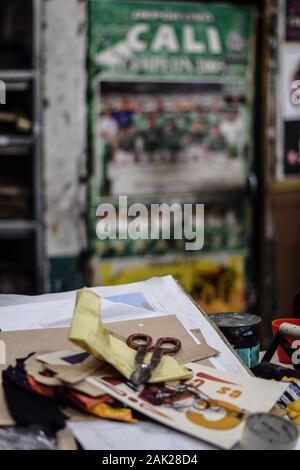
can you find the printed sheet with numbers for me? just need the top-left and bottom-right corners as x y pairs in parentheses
(86, 362), (286, 450)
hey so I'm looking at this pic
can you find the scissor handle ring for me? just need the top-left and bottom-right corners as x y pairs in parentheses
(127, 333), (153, 351)
(156, 337), (181, 354)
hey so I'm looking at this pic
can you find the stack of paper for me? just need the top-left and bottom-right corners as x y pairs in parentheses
(0, 276), (295, 449)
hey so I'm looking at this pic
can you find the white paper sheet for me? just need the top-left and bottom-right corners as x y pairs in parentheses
(0, 297), (166, 331)
(67, 420), (216, 451)
(150, 277), (248, 374)
(67, 418), (300, 451)
(87, 362), (287, 450)
(0, 275), (248, 374)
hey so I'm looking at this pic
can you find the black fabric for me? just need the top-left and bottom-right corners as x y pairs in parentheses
(2, 355), (67, 434)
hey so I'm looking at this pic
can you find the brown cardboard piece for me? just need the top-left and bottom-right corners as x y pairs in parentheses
(0, 319), (218, 369)
(191, 329), (214, 367)
(0, 321), (218, 426)
(42, 356), (103, 385)
(0, 328), (72, 367)
(27, 355), (108, 402)
(109, 315), (218, 363)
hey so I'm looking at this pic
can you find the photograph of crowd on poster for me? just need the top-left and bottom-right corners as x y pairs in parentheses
(89, 0), (255, 198)
(96, 81), (249, 195)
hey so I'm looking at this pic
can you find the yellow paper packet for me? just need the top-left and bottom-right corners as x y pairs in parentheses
(68, 288), (192, 383)
(286, 400), (300, 426)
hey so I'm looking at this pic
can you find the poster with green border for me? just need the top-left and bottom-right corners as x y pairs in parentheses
(88, 0), (256, 272)
(89, 0), (255, 81)
(88, 0), (256, 203)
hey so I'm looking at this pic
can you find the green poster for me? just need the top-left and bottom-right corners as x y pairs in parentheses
(89, 0), (255, 82)
(89, 1), (255, 202)
(88, 0), (255, 301)
(88, 0), (255, 266)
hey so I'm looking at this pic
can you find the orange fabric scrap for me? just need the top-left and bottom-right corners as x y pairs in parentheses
(65, 389), (113, 409)
(27, 375), (54, 397)
(65, 389), (138, 423)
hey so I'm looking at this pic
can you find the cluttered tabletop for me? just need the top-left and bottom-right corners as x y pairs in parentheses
(0, 276), (299, 451)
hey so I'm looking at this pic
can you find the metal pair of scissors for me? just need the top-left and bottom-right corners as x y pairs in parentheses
(127, 333), (181, 386)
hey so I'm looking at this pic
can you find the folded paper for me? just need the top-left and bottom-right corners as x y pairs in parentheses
(45, 356), (102, 385)
(68, 288), (191, 383)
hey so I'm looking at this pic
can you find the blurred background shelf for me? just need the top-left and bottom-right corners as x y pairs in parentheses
(0, 135), (34, 147)
(0, 70), (35, 81)
(0, 220), (37, 237)
(0, 0), (45, 294)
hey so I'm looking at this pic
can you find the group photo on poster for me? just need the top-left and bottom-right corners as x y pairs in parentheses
(88, 0), (255, 320)
(89, 0), (255, 199)
(96, 80), (249, 195)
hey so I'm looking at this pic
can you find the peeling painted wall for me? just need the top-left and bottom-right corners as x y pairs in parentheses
(43, 0), (87, 290)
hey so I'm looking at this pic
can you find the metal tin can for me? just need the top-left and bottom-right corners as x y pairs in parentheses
(210, 312), (262, 369)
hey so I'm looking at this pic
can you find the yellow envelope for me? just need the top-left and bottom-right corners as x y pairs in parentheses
(68, 288), (191, 383)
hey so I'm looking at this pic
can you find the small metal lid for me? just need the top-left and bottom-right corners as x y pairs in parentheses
(210, 312), (261, 329)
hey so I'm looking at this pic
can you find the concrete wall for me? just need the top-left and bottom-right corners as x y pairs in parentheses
(43, 0), (87, 290)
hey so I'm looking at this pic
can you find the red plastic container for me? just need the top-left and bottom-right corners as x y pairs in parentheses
(272, 318), (300, 364)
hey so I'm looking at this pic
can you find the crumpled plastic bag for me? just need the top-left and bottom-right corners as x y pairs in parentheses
(0, 426), (57, 450)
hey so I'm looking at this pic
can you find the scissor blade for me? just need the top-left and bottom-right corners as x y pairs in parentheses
(130, 364), (152, 386)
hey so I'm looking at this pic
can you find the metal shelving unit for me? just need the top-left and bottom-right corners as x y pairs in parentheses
(0, 71), (35, 81)
(0, 0), (45, 293)
(0, 135), (34, 146)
